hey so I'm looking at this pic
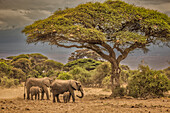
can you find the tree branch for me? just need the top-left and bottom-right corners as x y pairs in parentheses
(117, 42), (146, 63)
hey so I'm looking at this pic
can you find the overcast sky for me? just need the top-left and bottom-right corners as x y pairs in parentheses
(0, 0), (169, 70)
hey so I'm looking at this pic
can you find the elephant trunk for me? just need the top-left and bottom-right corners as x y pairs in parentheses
(76, 88), (84, 98)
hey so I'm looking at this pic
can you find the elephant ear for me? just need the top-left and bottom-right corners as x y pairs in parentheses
(70, 80), (78, 90)
(42, 78), (50, 87)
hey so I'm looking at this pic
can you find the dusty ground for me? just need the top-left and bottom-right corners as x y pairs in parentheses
(0, 86), (170, 113)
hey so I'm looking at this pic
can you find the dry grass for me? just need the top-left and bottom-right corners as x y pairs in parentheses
(0, 87), (170, 113)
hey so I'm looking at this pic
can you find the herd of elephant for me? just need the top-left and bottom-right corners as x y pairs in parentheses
(24, 77), (84, 103)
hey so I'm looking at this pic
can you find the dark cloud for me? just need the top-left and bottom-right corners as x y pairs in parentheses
(139, 0), (170, 5)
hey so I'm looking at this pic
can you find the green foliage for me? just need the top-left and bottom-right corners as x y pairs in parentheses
(0, 76), (19, 88)
(12, 54), (29, 62)
(91, 62), (111, 86)
(128, 65), (170, 98)
(111, 87), (126, 97)
(69, 67), (92, 85)
(0, 62), (12, 75)
(29, 53), (48, 64)
(11, 58), (31, 74)
(28, 69), (40, 78)
(102, 75), (111, 88)
(57, 72), (72, 80)
(22, 0), (169, 45)
(163, 67), (170, 79)
(44, 60), (64, 70)
(64, 58), (102, 71)
(9, 68), (26, 82)
(0, 53), (64, 87)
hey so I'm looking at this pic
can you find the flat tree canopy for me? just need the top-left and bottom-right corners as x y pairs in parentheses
(22, 0), (170, 96)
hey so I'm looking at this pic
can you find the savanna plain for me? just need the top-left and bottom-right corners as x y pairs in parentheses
(0, 86), (170, 113)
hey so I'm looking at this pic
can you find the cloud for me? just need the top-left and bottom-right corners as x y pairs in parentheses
(123, 0), (170, 15)
(0, 0), (169, 30)
(0, 9), (53, 30)
(0, 9), (33, 30)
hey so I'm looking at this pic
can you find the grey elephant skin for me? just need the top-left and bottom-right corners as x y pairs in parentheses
(50, 80), (84, 103)
(24, 77), (53, 100)
(63, 92), (71, 103)
(30, 86), (42, 100)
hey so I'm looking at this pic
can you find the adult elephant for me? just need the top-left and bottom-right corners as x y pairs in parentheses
(50, 80), (84, 103)
(24, 77), (53, 100)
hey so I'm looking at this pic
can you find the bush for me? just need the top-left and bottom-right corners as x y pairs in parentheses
(128, 65), (170, 98)
(102, 75), (111, 88)
(69, 67), (92, 85)
(91, 62), (111, 87)
(0, 76), (19, 88)
(112, 87), (126, 97)
(57, 72), (72, 80)
(0, 62), (12, 75)
(28, 69), (40, 78)
(10, 68), (26, 82)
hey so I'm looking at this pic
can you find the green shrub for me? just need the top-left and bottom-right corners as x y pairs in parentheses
(28, 69), (40, 78)
(91, 62), (111, 86)
(128, 65), (170, 98)
(102, 75), (111, 88)
(0, 62), (12, 75)
(69, 67), (92, 85)
(0, 76), (19, 88)
(57, 72), (72, 80)
(10, 68), (26, 82)
(112, 87), (126, 97)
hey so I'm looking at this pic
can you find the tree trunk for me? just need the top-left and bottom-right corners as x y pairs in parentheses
(110, 63), (121, 97)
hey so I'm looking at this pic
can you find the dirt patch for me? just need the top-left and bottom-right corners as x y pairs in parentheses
(0, 87), (170, 113)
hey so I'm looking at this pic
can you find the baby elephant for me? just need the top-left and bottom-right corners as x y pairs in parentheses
(30, 86), (42, 100)
(63, 92), (71, 103)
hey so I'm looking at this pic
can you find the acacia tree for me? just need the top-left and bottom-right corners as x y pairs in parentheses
(22, 0), (170, 96)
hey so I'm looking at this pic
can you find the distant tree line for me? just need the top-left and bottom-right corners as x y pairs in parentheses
(0, 51), (169, 98)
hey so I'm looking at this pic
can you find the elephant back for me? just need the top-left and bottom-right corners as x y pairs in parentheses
(26, 77), (51, 88)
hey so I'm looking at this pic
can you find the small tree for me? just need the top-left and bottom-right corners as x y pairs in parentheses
(128, 65), (170, 98)
(64, 58), (101, 71)
(22, 0), (170, 96)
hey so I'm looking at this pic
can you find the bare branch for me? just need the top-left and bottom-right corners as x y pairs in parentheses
(117, 42), (146, 63)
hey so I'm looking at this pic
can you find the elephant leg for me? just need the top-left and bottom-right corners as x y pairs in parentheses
(68, 93), (71, 102)
(31, 94), (33, 100)
(38, 93), (40, 100)
(35, 94), (37, 100)
(70, 91), (75, 102)
(27, 86), (31, 100)
(43, 87), (49, 100)
(63, 96), (66, 103)
(53, 93), (56, 103)
(56, 94), (61, 103)
(41, 90), (45, 100)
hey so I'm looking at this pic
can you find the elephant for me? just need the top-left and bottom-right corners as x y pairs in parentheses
(30, 86), (42, 100)
(24, 77), (53, 100)
(63, 92), (71, 103)
(50, 80), (84, 103)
